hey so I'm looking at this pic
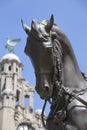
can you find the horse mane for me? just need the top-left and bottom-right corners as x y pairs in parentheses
(50, 24), (87, 88)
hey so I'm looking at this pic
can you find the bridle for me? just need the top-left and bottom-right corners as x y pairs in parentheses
(41, 37), (65, 127)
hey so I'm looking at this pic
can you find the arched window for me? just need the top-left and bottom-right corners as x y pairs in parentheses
(9, 65), (11, 71)
(24, 95), (29, 107)
(16, 90), (20, 106)
(17, 124), (33, 130)
(16, 67), (18, 72)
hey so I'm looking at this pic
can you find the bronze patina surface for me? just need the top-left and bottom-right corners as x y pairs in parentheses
(22, 15), (87, 130)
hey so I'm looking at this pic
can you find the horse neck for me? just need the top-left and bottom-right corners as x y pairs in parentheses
(58, 36), (86, 90)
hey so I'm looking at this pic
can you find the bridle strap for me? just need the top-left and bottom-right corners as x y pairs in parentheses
(62, 84), (87, 106)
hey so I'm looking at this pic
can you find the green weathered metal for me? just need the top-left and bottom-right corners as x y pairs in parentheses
(5, 37), (21, 53)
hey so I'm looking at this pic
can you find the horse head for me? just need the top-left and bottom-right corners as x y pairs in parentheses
(22, 15), (58, 99)
(22, 15), (86, 100)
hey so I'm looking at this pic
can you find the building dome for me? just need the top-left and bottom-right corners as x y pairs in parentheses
(2, 53), (20, 62)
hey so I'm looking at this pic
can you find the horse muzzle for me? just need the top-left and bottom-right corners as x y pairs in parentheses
(35, 79), (53, 100)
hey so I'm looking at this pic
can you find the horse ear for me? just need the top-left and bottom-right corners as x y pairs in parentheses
(21, 19), (31, 35)
(45, 14), (54, 33)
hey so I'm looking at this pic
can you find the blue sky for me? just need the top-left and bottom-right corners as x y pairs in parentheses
(0, 0), (87, 114)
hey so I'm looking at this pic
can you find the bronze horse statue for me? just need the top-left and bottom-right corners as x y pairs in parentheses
(22, 15), (87, 130)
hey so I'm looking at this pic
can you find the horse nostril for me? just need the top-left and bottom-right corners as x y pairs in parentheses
(44, 85), (49, 91)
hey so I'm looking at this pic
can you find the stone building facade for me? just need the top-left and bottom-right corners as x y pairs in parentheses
(0, 53), (45, 130)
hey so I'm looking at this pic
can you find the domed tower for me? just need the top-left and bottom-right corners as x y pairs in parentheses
(0, 53), (22, 130)
(0, 39), (45, 130)
(0, 52), (34, 129)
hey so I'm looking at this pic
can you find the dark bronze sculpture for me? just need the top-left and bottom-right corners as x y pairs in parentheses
(22, 15), (87, 130)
